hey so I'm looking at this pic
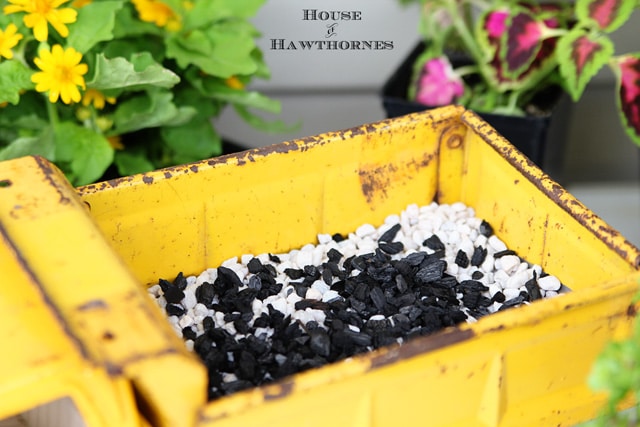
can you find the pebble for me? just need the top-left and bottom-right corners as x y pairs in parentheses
(148, 202), (567, 400)
(538, 275), (562, 291)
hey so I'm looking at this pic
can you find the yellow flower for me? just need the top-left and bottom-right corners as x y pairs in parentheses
(82, 89), (116, 109)
(0, 23), (23, 60)
(4, 0), (78, 42)
(71, 0), (91, 7)
(32, 44), (88, 104)
(107, 135), (124, 150)
(225, 76), (244, 90)
(132, 0), (180, 30)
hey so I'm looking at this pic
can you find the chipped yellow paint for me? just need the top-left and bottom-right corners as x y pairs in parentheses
(1, 105), (639, 427)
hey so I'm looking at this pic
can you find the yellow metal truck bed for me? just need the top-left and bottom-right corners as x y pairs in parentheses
(1, 105), (638, 426)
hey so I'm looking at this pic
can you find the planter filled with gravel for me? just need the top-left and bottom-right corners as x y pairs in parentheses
(149, 201), (569, 399)
(76, 106), (640, 427)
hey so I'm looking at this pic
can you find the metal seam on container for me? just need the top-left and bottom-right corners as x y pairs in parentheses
(33, 155), (72, 205)
(369, 328), (475, 369)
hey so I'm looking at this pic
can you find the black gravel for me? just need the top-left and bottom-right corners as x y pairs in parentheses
(154, 225), (557, 401)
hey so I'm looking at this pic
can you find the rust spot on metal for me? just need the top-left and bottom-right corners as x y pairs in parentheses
(117, 348), (181, 370)
(370, 328), (474, 369)
(142, 175), (154, 184)
(77, 299), (108, 311)
(359, 150), (435, 205)
(33, 156), (72, 205)
(263, 379), (294, 400)
(106, 362), (124, 376)
(486, 324), (506, 333)
(438, 124), (466, 149)
(359, 163), (396, 204)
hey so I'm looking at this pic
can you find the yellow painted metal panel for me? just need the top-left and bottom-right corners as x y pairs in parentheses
(0, 157), (206, 427)
(2, 105), (639, 426)
(459, 112), (639, 287)
(0, 211), (140, 427)
(78, 108), (452, 286)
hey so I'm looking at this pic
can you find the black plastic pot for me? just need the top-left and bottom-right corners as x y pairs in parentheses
(382, 43), (571, 183)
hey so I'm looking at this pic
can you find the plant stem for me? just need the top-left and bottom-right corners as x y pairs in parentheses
(454, 65), (479, 77)
(445, 0), (498, 91)
(507, 90), (519, 112)
(89, 107), (102, 134)
(46, 99), (60, 129)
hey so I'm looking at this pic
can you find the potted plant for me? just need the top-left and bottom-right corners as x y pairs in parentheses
(384, 0), (640, 177)
(0, 0), (288, 185)
(585, 290), (640, 426)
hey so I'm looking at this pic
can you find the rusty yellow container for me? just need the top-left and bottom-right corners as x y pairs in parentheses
(1, 105), (639, 427)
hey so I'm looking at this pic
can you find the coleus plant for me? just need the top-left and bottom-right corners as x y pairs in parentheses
(403, 0), (640, 147)
(0, 0), (289, 185)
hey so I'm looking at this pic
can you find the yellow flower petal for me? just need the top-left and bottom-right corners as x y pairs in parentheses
(5, 0), (78, 41)
(132, 0), (179, 28)
(108, 136), (124, 150)
(0, 23), (23, 60)
(32, 44), (88, 105)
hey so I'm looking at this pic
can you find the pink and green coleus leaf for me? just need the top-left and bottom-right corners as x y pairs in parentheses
(476, 6), (559, 90)
(575, 0), (636, 33)
(476, 8), (508, 61)
(557, 28), (614, 101)
(499, 11), (545, 79)
(613, 54), (640, 146)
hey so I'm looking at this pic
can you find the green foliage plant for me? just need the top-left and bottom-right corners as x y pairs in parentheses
(0, 0), (287, 185)
(399, 0), (640, 148)
(586, 287), (640, 426)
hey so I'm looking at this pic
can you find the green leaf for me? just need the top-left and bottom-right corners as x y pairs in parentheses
(66, 1), (124, 53)
(232, 105), (300, 133)
(557, 28), (614, 101)
(101, 38), (165, 63)
(87, 53), (180, 92)
(250, 47), (272, 80)
(0, 92), (48, 129)
(183, 0), (265, 30)
(185, 70), (280, 113)
(114, 150), (155, 176)
(612, 54), (640, 147)
(161, 118), (222, 163)
(161, 105), (199, 127)
(500, 11), (545, 79)
(576, 0), (636, 32)
(54, 122), (114, 185)
(166, 21), (258, 78)
(0, 60), (34, 105)
(0, 130), (55, 161)
(112, 90), (182, 134)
